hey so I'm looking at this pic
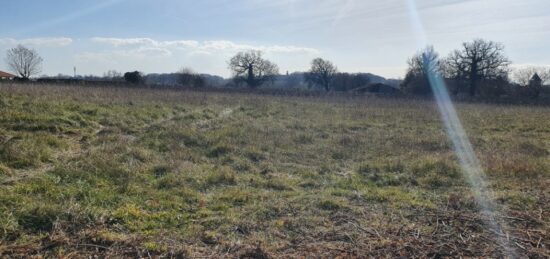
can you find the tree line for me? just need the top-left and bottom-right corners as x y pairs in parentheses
(402, 39), (550, 99)
(3, 40), (550, 100)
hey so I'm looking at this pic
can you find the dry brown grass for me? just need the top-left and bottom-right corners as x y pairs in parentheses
(0, 83), (549, 258)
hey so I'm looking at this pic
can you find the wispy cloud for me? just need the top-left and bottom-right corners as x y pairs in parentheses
(73, 37), (320, 77)
(0, 37), (73, 47)
(75, 46), (173, 63)
(91, 37), (199, 48)
(90, 37), (319, 55)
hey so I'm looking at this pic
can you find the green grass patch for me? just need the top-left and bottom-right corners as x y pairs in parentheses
(0, 84), (548, 257)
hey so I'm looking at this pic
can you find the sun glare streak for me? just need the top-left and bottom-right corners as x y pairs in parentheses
(405, 0), (428, 46)
(407, 0), (517, 257)
(424, 61), (517, 258)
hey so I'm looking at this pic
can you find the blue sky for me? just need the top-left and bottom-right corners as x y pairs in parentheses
(1, 0), (549, 78)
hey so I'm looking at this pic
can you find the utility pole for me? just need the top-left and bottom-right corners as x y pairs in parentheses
(74, 66), (76, 78)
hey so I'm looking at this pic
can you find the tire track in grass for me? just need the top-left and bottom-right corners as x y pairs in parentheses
(1, 134), (82, 185)
(1, 111), (175, 184)
(194, 107), (235, 128)
(1, 106), (238, 185)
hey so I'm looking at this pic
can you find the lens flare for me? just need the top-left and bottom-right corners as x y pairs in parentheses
(424, 58), (517, 257)
(407, 0), (517, 257)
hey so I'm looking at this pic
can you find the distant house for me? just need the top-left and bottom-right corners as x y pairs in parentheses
(0, 71), (16, 80)
(352, 83), (401, 95)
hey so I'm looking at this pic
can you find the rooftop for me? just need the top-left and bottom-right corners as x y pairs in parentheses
(0, 70), (16, 78)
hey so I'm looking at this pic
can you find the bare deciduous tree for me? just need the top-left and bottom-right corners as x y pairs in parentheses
(401, 46), (440, 95)
(445, 39), (510, 96)
(5, 45), (43, 79)
(307, 58), (338, 91)
(103, 70), (123, 80)
(411, 46), (440, 76)
(228, 50), (279, 88)
(512, 66), (550, 86)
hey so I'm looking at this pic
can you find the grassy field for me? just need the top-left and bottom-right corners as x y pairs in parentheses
(0, 83), (548, 258)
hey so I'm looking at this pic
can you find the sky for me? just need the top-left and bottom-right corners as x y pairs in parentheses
(0, 0), (549, 79)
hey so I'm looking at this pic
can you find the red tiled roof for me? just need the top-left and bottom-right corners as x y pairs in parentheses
(0, 70), (16, 78)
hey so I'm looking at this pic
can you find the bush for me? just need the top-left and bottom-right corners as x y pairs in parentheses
(178, 73), (205, 88)
(124, 71), (143, 84)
